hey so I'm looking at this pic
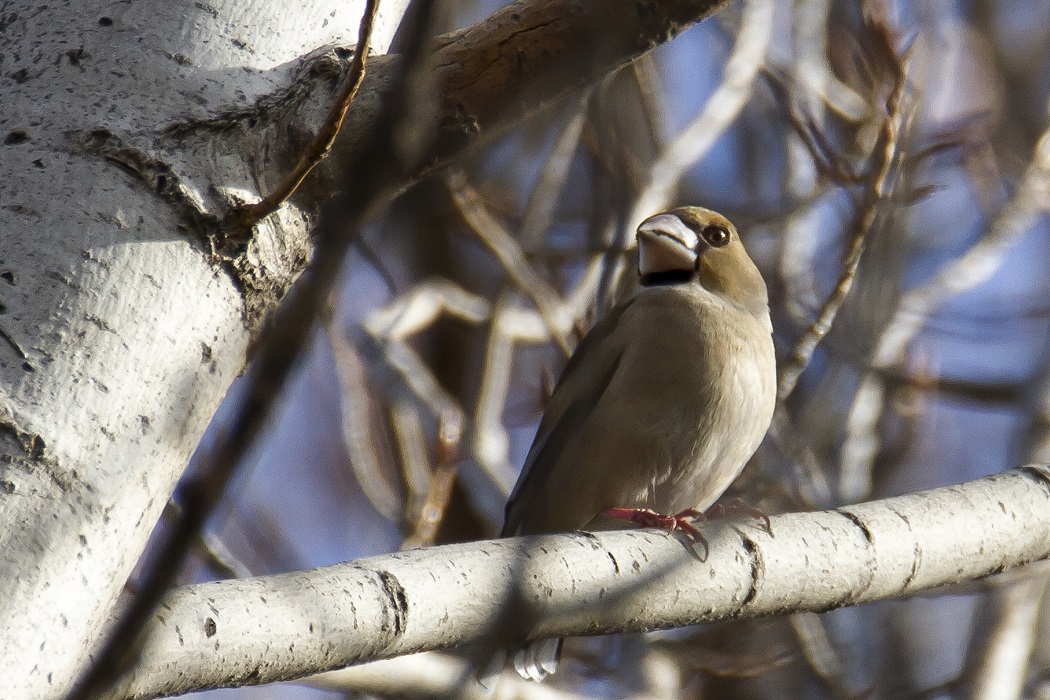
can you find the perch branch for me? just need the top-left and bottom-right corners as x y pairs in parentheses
(112, 466), (1050, 699)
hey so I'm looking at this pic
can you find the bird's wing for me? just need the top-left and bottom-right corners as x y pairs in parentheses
(500, 297), (635, 536)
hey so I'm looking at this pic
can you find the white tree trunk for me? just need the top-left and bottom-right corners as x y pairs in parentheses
(0, 2), (407, 697)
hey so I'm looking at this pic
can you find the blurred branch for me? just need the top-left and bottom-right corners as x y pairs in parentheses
(470, 263), (603, 499)
(330, 280), (485, 523)
(778, 25), (912, 402)
(520, 96), (589, 251)
(768, 407), (835, 508)
(111, 466), (1050, 699)
(872, 119), (1050, 370)
(472, 291), (526, 497)
(790, 612), (856, 699)
(961, 562), (1050, 700)
(838, 373), (886, 502)
(628, 0), (773, 228)
(330, 330), (406, 521)
(401, 410), (463, 549)
(193, 532), (255, 581)
(791, 0), (866, 123)
(360, 278), (485, 424)
(447, 170), (575, 356)
(391, 402), (438, 529)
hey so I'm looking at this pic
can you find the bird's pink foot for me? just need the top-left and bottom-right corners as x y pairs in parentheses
(601, 507), (709, 558)
(707, 497), (772, 534)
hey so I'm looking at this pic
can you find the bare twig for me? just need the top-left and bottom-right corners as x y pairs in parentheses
(401, 410), (463, 549)
(447, 170), (575, 357)
(392, 401), (438, 527)
(777, 25), (911, 402)
(331, 280), (487, 522)
(768, 406), (834, 508)
(628, 0), (774, 228)
(961, 562), (1050, 700)
(230, 0), (382, 232)
(763, 69), (863, 187)
(193, 532), (255, 581)
(161, 499), (254, 579)
(360, 280), (484, 422)
(330, 327), (405, 521)
(520, 96), (589, 251)
(837, 372), (886, 501)
(790, 613), (856, 699)
(469, 260), (604, 501)
(871, 121), (1050, 371)
(791, 0), (867, 123)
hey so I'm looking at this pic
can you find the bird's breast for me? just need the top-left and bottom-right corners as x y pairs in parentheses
(618, 289), (776, 514)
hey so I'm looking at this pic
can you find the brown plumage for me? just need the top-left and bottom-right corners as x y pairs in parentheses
(493, 207), (777, 683)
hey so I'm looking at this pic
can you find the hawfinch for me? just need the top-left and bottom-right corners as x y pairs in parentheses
(499, 207), (777, 682)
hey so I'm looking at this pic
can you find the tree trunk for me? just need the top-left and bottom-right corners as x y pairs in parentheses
(0, 1), (407, 695)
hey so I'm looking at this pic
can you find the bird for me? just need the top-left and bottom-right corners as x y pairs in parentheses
(496, 206), (777, 683)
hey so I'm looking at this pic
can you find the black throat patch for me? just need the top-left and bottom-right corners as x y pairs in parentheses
(640, 270), (694, 287)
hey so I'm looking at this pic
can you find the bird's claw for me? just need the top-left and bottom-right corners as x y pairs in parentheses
(601, 507), (710, 559)
(707, 497), (772, 534)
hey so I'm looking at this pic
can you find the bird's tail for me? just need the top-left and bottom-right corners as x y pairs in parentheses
(513, 637), (562, 681)
(476, 637), (563, 689)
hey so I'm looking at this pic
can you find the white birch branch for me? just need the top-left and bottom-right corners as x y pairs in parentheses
(113, 465), (1050, 699)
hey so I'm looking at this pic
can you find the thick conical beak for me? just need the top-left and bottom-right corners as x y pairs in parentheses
(637, 213), (699, 276)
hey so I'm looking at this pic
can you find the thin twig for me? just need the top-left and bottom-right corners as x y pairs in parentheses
(519, 95), (588, 251)
(961, 564), (1050, 700)
(447, 170), (574, 357)
(392, 401), (438, 526)
(790, 612), (857, 699)
(791, 0), (867, 123)
(194, 531), (255, 580)
(229, 0), (382, 232)
(351, 281), (483, 523)
(763, 68), (863, 187)
(767, 406), (834, 508)
(162, 498), (254, 579)
(401, 410), (463, 549)
(361, 279), (486, 423)
(871, 121), (1050, 370)
(330, 326), (405, 521)
(777, 26), (911, 403)
(627, 0), (773, 229)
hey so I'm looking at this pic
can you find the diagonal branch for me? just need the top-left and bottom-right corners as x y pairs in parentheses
(230, 0), (382, 232)
(628, 0), (774, 228)
(447, 170), (575, 357)
(298, 0), (738, 213)
(776, 28), (911, 402)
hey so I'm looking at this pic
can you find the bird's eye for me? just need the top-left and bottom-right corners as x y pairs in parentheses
(702, 225), (730, 247)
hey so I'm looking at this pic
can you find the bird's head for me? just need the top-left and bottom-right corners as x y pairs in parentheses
(636, 207), (769, 318)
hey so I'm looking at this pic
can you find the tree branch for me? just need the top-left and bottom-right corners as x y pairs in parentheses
(308, 0), (736, 206)
(113, 466), (1050, 699)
